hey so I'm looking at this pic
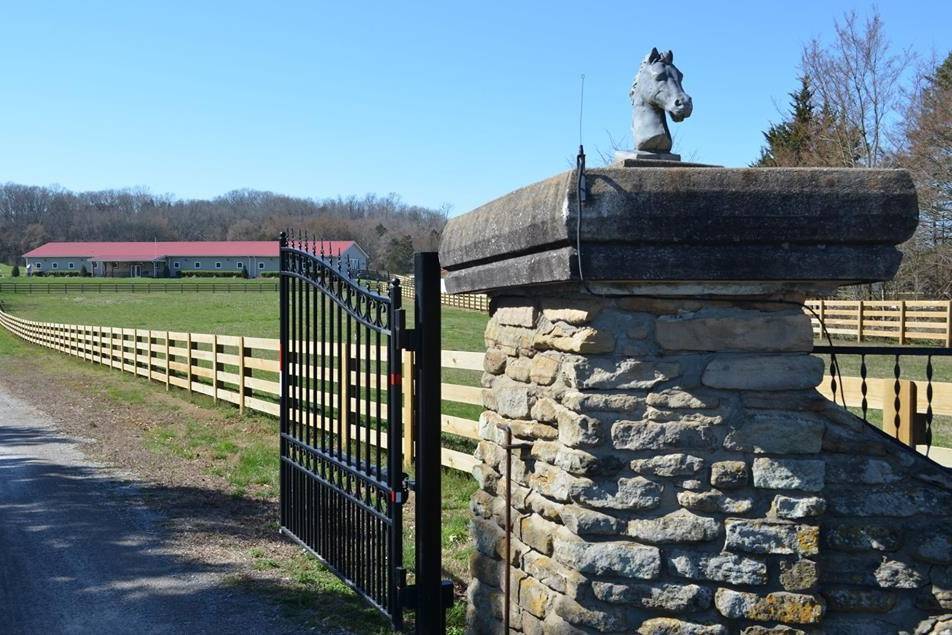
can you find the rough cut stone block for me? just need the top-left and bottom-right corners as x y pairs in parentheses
(678, 489), (754, 514)
(612, 420), (720, 451)
(637, 617), (727, 635)
(667, 550), (768, 585)
(701, 355), (824, 391)
(575, 476), (663, 510)
(823, 587), (896, 612)
(724, 519), (819, 556)
(772, 495), (827, 519)
(779, 559), (819, 591)
(529, 352), (561, 385)
(915, 533), (952, 564)
(825, 456), (901, 485)
(505, 356), (532, 382)
(518, 575), (550, 618)
(723, 411), (825, 454)
(824, 523), (901, 552)
(562, 390), (646, 413)
(627, 509), (721, 544)
(552, 594), (628, 632)
(534, 324), (615, 354)
(752, 458), (825, 492)
(656, 309), (812, 353)
(557, 409), (602, 448)
(493, 379), (531, 419)
(559, 504), (624, 535)
(565, 357), (680, 390)
(552, 532), (661, 579)
(875, 559), (927, 589)
(826, 485), (952, 517)
(542, 305), (597, 326)
(518, 514), (558, 555)
(713, 589), (825, 624)
(483, 348), (507, 374)
(741, 627), (807, 635)
(631, 453), (704, 476)
(647, 388), (720, 410)
(710, 460), (748, 489)
(592, 581), (712, 611)
(522, 550), (584, 596)
(495, 304), (537, 328)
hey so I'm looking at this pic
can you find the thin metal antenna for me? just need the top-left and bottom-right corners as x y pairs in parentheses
(578, 73), (585, 147)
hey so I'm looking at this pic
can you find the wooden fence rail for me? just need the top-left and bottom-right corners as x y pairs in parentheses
(806, 299), (952, 346)
(399, 283), (489, 313)
(0, 309), (481, 474)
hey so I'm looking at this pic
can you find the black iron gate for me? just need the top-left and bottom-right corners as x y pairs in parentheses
(278, 232), (449, 632)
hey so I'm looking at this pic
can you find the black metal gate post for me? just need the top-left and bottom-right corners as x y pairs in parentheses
(278, 231), (289, 532)
(413, 252), (452, 633)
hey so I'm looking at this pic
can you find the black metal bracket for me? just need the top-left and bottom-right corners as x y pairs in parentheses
(399, 580), (454, 611)
(399, 327), (417, 352)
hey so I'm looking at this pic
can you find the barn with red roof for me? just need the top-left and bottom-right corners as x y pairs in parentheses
(22, 241), (367, 278)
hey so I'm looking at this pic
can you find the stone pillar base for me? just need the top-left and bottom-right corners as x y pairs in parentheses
(466, 285), (952, 634)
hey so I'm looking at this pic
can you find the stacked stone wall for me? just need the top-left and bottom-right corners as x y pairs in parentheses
(467, 288), (952, 634)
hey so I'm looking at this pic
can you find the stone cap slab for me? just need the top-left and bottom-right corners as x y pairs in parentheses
(439, 166), (918, 293)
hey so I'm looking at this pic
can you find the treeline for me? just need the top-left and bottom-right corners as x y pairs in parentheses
(0, 187), (446, 273)
(755, 9), (951, 299)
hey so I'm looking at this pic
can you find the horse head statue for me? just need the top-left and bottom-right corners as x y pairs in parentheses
(629, 47), (692, 154)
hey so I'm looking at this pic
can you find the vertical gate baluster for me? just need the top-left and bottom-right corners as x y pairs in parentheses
(860, 353), (868, 421)
(926, 355), (934, 454)
(893, 354), (902, 434)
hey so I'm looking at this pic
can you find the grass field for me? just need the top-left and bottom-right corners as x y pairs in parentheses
(0, 289), (488, 352)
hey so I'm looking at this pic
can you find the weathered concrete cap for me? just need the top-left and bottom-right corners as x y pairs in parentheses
(440, 166), (918, 293)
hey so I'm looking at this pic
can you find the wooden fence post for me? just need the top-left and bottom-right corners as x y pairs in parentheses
(186, 332), (193, 395)
(898, 300), (906, 345)
(147, 331), (154, 382)
(212, 333), (218, 404)
(856, 301), (864, 342)
(238, 335), (246, 414)
(107, 327), (114, 369)
(402, 349), (414, 468)
(883, 379), (922, 447)
(165, 331), (171, 391)
(946, 300), (952, 348)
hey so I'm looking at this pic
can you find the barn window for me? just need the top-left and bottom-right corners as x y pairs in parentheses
(51, 262), (58, 269)
(258, 262), (265, 269)
(68, 262), (75, 269)
(173, 261), (180, 269)
(237, 262), (244, 269)
(215, 262), (222, 269)
(35, 262), (42, 269)
(194, 262), (201, 269)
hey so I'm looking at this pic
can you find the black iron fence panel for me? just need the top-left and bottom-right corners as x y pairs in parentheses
(279, 232), (406, 628)
(813, 344), (951, 464)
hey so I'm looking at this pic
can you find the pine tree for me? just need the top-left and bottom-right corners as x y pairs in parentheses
(754, 75), (858, 167)
(10, 264), (19, 277)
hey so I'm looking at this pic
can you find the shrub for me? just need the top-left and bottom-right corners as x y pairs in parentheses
(47, 271), (81, 277)
(259, 271), (280, 278)
(79, 264), (91, 277)
(11, 264), (20, 277)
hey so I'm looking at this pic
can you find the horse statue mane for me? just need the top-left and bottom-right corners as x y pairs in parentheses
(627, 47), (693, 159)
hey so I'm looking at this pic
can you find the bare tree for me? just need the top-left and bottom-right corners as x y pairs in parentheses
(801, 9), (909, 167)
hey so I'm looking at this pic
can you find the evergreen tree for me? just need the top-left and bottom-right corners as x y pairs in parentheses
(754, 75), (858, 167)
(11, 264), (19, 277)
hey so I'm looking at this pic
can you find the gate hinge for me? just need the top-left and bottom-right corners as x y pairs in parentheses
(399, 328), (417, 352)
(392, 473), (411, 504)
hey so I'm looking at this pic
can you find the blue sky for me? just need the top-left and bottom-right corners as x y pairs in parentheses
(0, 1), (948, 216)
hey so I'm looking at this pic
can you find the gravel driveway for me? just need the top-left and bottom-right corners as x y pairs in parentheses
(0, 387), (301, 634)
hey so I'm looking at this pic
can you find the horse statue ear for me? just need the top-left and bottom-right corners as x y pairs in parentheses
(648, 47), (661, 63)
(664, 50), (673, 63)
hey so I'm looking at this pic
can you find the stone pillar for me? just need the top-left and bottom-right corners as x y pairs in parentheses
(440, 166), (952, 634)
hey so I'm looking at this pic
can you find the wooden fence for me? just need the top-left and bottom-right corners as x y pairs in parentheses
(806, 299), (952, 346)
(0, 309), (482, 474)
(398, 283), (489, 312)
(0, 282), (279, 294)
